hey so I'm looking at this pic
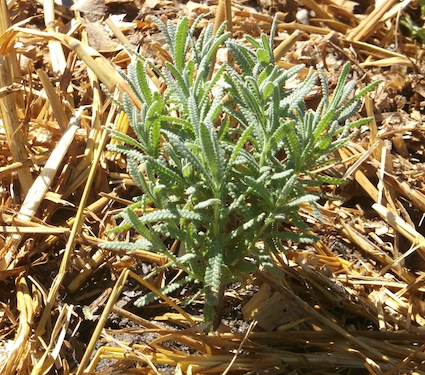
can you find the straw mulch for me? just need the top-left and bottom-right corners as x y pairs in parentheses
(1, 0), (425, 373)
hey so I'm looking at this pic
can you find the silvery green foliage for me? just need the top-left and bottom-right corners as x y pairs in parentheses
(101, 15), (378, 326)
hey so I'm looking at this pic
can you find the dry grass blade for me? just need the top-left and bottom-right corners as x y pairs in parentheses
(65, 37), (141, 108)
(31, 304), (73, 374)
(67, 102), (122, 293)
(77, 269), (129, 375)
(43, 0), (66, 74)
(37, 68), (69, 132)
(0, 0), (32, 195)
(0, 276), (36, 374)
(360, 57), (415, 67)
(298, 0), (333, 22)
(346, 0), (398, 42)
(342, 141), (381, 180)
(17, 114), (79, 223)
(339, 147), (380, 204)
(129, 270), (197, 327)
(339, 220), (416, 284)
(67, 249), (107, 293)
(36, 112), (109, 335)
(213, 0), (232, 35)
(384, 173), (425, 213)
(373, 203), (425, 262)
(347, 39), (414, 62)
(0, 113), (80, 271)
(0, 225), (69, 234)
(274, 29), (301, 62)
(257, 271), (390, 364)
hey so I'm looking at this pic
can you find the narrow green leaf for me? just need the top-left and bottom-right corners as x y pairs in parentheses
(144, 155), (186, 186)
(152, 16), (175, 57)
(194, 198), (222, 210)
(305, 171), (347, 185)
(164, 62), (190, 99)
(226, 125), (254, 173)
(286, 194), (319, 207)
(199, 122), (220, 186)
(163, 130), (214, 187)
(245, 35), (261, 49)
(271, 169), (294, 180)
(135, 60), (153, 105)
(188, 93), (200, 137)
(273, 231), (317, 243)
(134, 275), (193, 307)
(313, 108), (335, 140)
(329, 62), (351, 109)
(99, 239), (153, 252)
(204, 238), (223, 292)
(257, 48), (270, 64)
(107, 128), (145, 152)
(226, 39), (256, 76)
(244, 175), (273, 207)
(277, 174), (297, 203)
(127, 158), (155, 202)
(174, 17), (189, 72)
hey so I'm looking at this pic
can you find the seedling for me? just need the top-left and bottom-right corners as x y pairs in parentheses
(101, 15), (378, 328)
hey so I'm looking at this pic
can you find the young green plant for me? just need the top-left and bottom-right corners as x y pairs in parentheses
(101, 15), (378, 328)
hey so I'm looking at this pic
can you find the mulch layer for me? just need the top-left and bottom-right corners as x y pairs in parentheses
(2, 0), (425, 374)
